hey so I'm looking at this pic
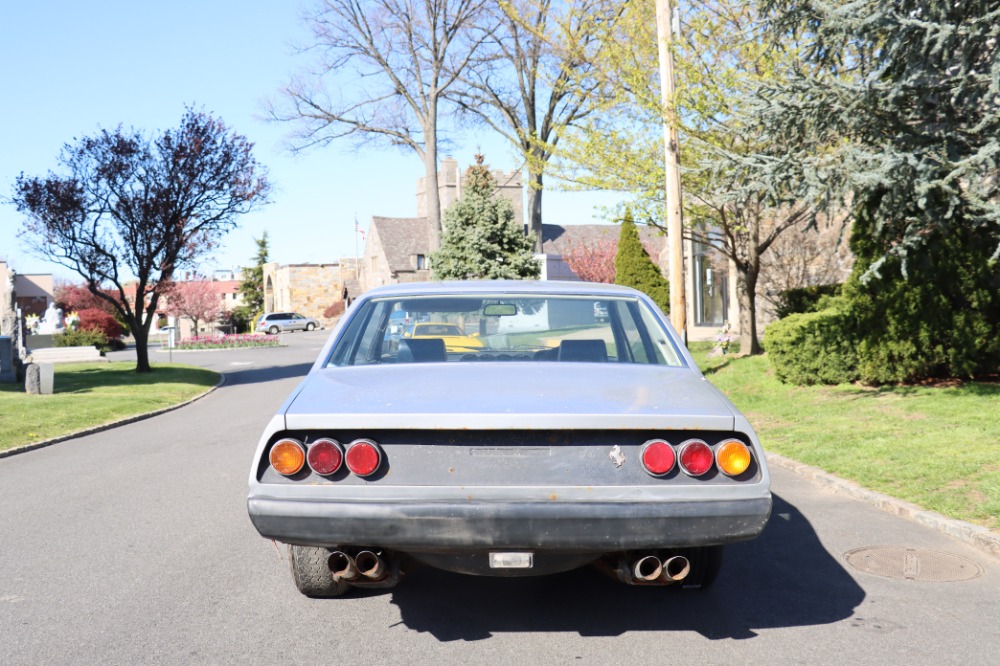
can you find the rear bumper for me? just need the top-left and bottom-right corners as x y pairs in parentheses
(247, 495), (772, 551)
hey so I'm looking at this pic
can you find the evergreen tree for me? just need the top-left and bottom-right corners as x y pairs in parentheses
(431, 156), (540, 280)
(759, 0), (1000, 382)
(234, 232), (269, 330)
(614, 210), (670, 314)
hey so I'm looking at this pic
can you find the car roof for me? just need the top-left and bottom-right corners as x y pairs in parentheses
(360, 280), (646, 299)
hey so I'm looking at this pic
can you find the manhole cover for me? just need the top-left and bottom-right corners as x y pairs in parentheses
(845, 546), (983, 582)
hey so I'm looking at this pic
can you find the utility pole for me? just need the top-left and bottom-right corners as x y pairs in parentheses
(655, 0), (687, 339)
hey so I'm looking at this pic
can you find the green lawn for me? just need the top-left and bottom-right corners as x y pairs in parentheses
(688, 343), (1000, 529)
(0, 363), (220, 452)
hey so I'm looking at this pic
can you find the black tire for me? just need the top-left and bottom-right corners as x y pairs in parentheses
(306, 323), (316, 331)
(680, 545), (724, 590)
(288, 545), (350, 598)
(268, 325), (280, 335)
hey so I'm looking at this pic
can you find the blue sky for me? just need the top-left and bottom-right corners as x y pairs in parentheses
(0, 1), (621, 281)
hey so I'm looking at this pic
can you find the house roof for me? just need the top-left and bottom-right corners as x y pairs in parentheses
(542, 223), (665, 256)
(370, 217), (667, 275)
(371, 216), (433, 274)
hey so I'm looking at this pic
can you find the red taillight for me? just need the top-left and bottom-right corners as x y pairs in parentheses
(640, 439), (676, 476)
(679, 439), (714, 477)
(307, 438), (344, 475)
(345, 439), (382, 477)
(270, 438), (306, 476)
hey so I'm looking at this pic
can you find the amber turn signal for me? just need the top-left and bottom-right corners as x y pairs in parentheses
(270, 438), (306, 476)
(716, 439), (752, 477)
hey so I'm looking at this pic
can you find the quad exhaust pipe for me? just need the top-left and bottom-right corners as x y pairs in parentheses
(329, 551), (359, 581)
(598, 553), (691, 586)
(355, 550), (386, 580)
(329, 549), (391, 583)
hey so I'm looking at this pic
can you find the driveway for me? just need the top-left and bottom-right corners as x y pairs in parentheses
(1, 329), (998, 664)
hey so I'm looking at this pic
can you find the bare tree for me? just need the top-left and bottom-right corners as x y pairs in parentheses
(450, 0), (619, 250)
(12, 109), (270, 372)
(268, 0), (489, 249)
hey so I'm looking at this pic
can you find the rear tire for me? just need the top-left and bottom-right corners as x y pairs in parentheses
(306, 323), (316, 331)
(268, 325), (279, 335)
(681, 545), (724, 590)
(288, 545), (350, 598)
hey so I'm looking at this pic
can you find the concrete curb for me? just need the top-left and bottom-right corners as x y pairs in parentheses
(766, 452), (1000, 561)
(0, 373), (226, 460)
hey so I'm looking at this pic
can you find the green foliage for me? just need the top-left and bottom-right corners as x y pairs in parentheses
(614, 210), (670, 313)
(775, 284), (842, 319)
(239, 231), (269, 317)
(431, 157), (540, 280)
(763, 0), (1000, 261)
(53, 328), (110, 352)
(843, 210), (1000, 384)
(765, 299), (858, 386)
(228, 305), (256, 334)
(768, 221), (1000, 386)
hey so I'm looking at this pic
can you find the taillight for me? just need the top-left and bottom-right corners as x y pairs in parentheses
(270, 438), (305, 476)
(345, 439), (382, 477)
(307, 438), (344, 475)
(678, 439), (714, 477)
(716, 439), (752, 476)
(640, 439), (676, 476)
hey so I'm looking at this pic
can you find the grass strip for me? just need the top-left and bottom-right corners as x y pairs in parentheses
(688, 343), (1000, 529)
(0, 363), (220, 451)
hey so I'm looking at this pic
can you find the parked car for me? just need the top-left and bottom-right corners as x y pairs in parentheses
(256, 312), (318, 335)
(247, 281), (771, 597)
(402, 321), (485, 352)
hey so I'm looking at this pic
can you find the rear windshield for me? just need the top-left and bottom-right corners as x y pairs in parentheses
(327, 294), (684, 367)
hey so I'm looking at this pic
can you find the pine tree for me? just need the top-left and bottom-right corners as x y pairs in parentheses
(760, 0), (1000, 382)
(431, 156), (540, 280)
(234, 232), (269, 330)
(614, 210), (670, 314)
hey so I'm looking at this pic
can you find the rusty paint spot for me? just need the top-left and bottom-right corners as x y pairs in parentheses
(448, 467), (456, 474)
(467, 495), (474, 501)
(549, 493), (558, 501)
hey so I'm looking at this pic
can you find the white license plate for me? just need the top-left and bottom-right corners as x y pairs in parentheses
(489, 552), (534, 569)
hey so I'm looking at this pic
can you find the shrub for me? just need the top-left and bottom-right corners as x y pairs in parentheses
(845, 207), (1000, 384)
(323, 301), (346, 318)
(77, 308), (124, 339)
(615, 209), (670, 313)
(764, 299), (859, 385)
(53, 328), (110, 352)
(775, 284), (842, 319)
(174, 334), (279, 350)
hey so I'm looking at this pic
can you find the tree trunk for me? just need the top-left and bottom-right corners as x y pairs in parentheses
(736, 265), (762, 355)
(133, 321), (151, 373)
(423, 105), (441, 252)
(527, 170), (544, 252)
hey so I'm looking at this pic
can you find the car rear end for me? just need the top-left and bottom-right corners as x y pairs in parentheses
(247, 282), (771, 594)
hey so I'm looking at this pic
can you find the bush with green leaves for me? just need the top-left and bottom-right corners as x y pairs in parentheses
(843, 214), (1000, 385)
(775, 284), (842, 319)
(614, 210), (669, 314)
(53, 328), (110, 352)
(764, 298), (858, 385)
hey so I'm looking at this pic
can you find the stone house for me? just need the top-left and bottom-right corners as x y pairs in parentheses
(262, 262), (345, 326)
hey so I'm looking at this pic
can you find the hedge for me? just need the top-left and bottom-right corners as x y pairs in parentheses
(764, 299), (859, 385)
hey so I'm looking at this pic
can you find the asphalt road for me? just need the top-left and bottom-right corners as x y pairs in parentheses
(2, 331), (998, 665)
